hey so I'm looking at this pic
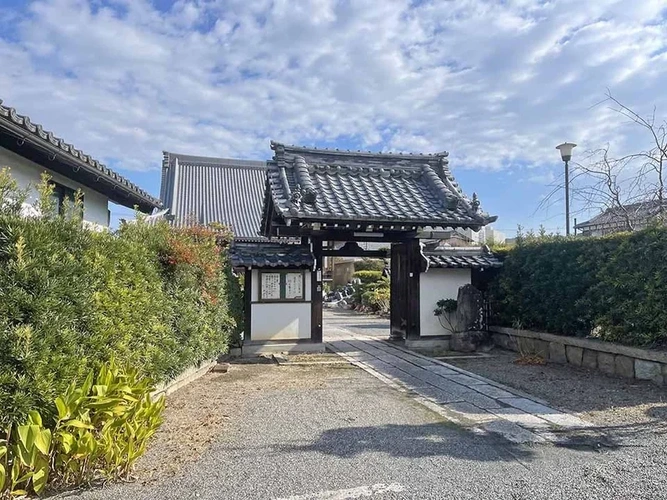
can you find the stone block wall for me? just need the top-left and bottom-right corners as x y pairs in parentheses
(490, 326), (667, 387)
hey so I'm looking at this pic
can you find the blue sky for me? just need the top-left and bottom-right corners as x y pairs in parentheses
(1, 0), (667, 234)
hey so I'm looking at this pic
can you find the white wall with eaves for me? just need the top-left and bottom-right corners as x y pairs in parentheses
(250, 269), (312, 341)
(0, 145), (110, 227)
(420, 268), (471, 336)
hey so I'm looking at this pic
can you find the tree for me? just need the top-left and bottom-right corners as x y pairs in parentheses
(539, 91), (667, 233)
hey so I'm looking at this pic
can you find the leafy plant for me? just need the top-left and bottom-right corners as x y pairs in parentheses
(52, 361), (164, 486)
(352, 270), (384, 284)
(433, 299), (459, 332)
(0, 361), (164, 497)
(0, 169), (235, 429)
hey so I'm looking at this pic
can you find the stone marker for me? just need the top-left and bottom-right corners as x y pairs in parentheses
(455, 284), (484, 331)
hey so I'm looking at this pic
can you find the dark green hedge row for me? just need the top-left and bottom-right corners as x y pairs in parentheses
(489, 227), (667, 348)
(0, 190), (242, 427)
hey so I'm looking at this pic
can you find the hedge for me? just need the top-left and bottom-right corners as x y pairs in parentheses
(0, 169), (242, 428)
(489, 227), (667, 348)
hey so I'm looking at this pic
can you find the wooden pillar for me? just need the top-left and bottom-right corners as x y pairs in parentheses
(389, 239), (421, 341)
(405, 239), (421, 340)
(390, 242), (405, 340)
(311, 238), (323, 343)
(244, 268), (252, 342)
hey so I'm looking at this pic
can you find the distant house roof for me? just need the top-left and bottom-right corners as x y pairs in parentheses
(262, 141), (496, 236)
(0, 99), (160, 212)
(575, 200), (666, 234)
(230, 242), (314, 268)
(160, 152), (268, 241)
(423, 246), (502, 269)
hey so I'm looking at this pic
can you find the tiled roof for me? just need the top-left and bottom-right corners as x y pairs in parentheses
(575, 200), (666, 232)
(161, 152), (268, 241)
(230, 242), (314, 268)
(264, 141), (496, 232)
(424, 246), (502, 269)
(0, 99), (161, 212)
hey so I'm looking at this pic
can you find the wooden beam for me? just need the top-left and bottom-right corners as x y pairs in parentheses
(275, 226), (418, 242)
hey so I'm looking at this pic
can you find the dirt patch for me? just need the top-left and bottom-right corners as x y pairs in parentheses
(446, 348), (667, 428)
(134, 362), (355, 482)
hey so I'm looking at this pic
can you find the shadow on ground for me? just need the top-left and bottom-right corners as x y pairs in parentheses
(276, 422), (539, 463)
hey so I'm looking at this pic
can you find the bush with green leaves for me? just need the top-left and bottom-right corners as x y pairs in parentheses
(489, 226), (667, 347)
(352, 270), (383, 284)
(353, 258), (386, 272)
(0, 168), (238, 429)
(1, 361), (164, 496)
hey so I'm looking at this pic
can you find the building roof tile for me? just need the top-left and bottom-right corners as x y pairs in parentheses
(230, 242), (314, 268)
(424, 246), (502, 269)
(161, 152), (268, 241)
(263, 141), (496, 232)
(0, 99), (160, 212)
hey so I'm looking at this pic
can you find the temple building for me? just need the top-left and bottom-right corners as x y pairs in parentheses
(160, 141), (498, 351)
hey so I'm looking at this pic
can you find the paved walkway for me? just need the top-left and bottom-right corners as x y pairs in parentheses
(324, 310), (591, 444)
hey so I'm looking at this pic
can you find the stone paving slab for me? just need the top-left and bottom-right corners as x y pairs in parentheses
(325, 324), (592, 444)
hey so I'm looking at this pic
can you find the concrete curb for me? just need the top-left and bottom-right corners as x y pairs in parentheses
(150, 359), (217, 400)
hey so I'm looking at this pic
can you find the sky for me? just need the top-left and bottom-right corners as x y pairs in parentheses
(1, 0), (666, 235)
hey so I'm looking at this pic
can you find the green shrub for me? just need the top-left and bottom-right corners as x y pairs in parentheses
(352, 270), (383, 284)
(353, 258), (386, 272)
(489, 227), (667, 347)
(1, 361), (164, 496)
(0, 170), (235, 429)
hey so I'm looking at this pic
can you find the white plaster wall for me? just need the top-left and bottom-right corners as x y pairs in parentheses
(0, 146), (110, 227)
(251, 303), (312, 340)
(250, 269), (312, 341)
(420, 268), (471, 336)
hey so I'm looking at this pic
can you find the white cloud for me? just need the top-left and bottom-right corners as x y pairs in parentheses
(0, 0), (665, 182)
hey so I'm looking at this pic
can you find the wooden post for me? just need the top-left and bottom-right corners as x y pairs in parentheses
(390, 242), (405, 340)
(244, 269), (252, 343)
(405, 239), (421, 340)
(311, 238), (323, 343)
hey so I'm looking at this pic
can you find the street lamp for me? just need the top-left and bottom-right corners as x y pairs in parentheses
(556, 142), (577, 236)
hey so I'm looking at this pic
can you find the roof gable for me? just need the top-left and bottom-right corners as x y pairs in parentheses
(161, 151), (268, 241)
(263, 141), (496, 235)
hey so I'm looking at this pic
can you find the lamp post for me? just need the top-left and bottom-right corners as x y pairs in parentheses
(556, 142), (577, 236)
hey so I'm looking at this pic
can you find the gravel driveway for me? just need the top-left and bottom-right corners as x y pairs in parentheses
(56, 353), (667, 499)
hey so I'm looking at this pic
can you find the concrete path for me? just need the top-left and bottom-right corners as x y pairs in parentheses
(324, 310), (591, 444)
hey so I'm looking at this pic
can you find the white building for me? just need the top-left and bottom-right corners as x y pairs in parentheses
(461, 226), (506, 245)
(0, 99), (160, 226)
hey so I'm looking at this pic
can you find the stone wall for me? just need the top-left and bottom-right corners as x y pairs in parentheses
(490, 326), (667, 387)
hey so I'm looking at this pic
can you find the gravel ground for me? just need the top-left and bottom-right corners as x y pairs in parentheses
(54, 357), (667, 500)
(445, 348), (667, 428)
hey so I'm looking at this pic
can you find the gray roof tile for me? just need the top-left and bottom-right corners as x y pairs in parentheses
(264, 141), (496, 230)
(161, 152), (267, 241)
(425, 247), (502, 269)
(230, 242), (314, 268)
(0, 99), (160, 211)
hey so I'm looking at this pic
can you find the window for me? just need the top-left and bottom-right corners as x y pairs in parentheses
(50, 182), (83, 216)
(259, 270), (306, 302)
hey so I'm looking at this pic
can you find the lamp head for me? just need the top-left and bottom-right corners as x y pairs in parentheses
(556, 142), (577, 162)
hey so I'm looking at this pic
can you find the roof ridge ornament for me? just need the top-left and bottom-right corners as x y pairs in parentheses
(472, 193), (480, 213)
